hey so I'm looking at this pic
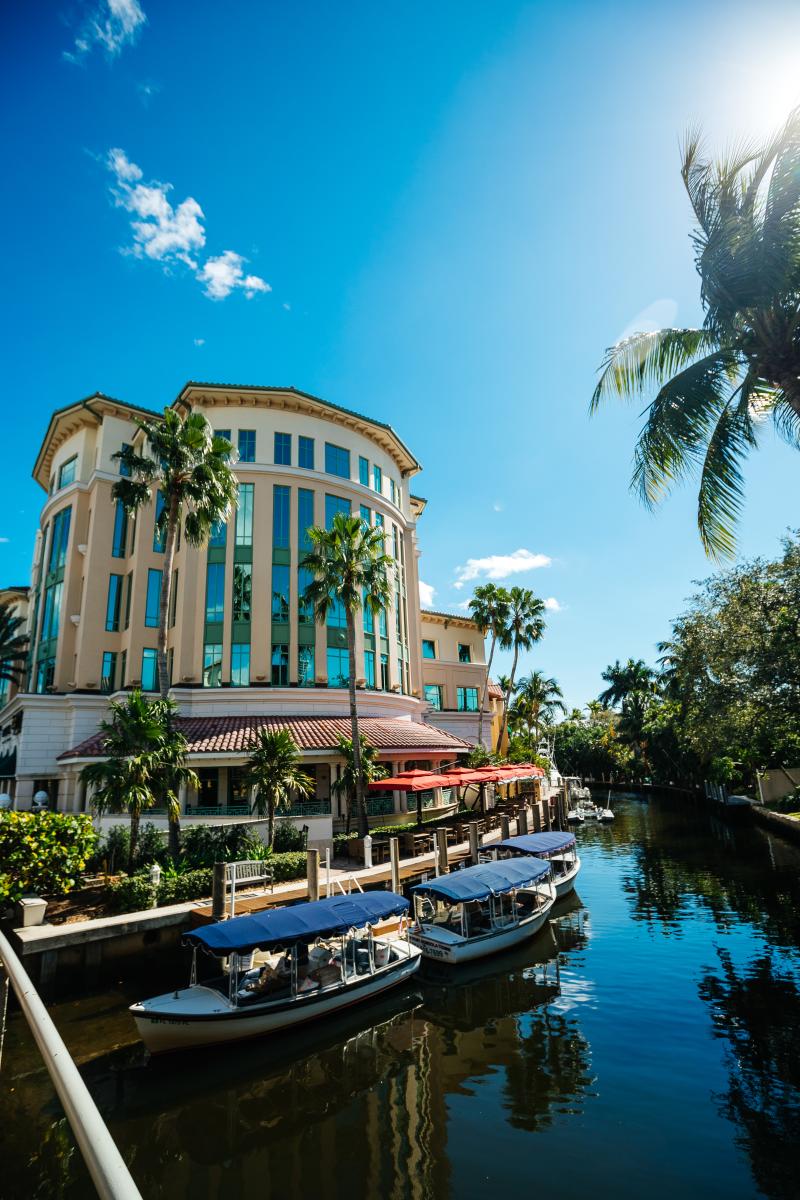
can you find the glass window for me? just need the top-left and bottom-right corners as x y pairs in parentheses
(378, 607), (387, 638)
(364, 649), (376, 689)
(327, 594), (346, 628)
(271, 564), (290, 621)
(375, 511), (384, 535)
(274, 432), (291, 465)
(424, 684), (443, 710)
(233, 563), (251, 621)
(360, 504), (371, 527)
(397, 657), (404, 692)
(145, 569), (162, 627)
(422, 639), (436, 659)
(105, 574), (122, 632)
(153, 491), (166, 552)
(209, 519), (226, 547)
(271, 644), (289, 686)
(458, 643), (472, 664)
(298, 488), (314, 555)
(325, 494), (349, 530)
(205, 563), (225, 623)
(392, 525), (399, 559)
(48, 508), (72, 571)
(325, 443), (350, 479)
(363, 594), (374, 634)
(111, 502), (128, 558)
(238, 429), (256, 462)
(273, 485), (290, 549)
(372, 464), (382, 493)
(58, 457), (77, 490)
(203, 644), (223, 688)
(298, 646), (315, 687)
(124, 572), (132, 630)
(389, 479), (396, 505)
(120, 649), (127, 687)
(457, 686), (479, 712)
(170, 569), (179, 627)
(231, 643), (250, 687)
(359, 456), (369, 487)
(327, 647), (349, 688)
(119, 443), (131, 477)
(235, 483), (253, 546)
(380, 652), (389, 690)
(35, 657), (55, 693)
(40, 581), (63, 642)
(142, 648), (158, 692)
(298, 566), (314, 624)
(298, 436), (314, 470)
(216, 428), (231, 442)
(101, 652), (117, 694)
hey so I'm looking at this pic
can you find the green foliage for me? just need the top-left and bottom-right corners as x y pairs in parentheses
(87, 822), (169, 873)
(272, 822), (307, 852)
(0, 601), (28, 686)
(0, 812), (98, 903)
(333, 831), (359, 855)
(245, 729), (314, 847)
(179, 824), (269, 869)
(332, 734), (387, 832)
(106, 867), (214, 914)
(269, 851), (307, 882)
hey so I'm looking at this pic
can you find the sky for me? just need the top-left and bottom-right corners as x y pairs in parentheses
(2, 0), (800, 709)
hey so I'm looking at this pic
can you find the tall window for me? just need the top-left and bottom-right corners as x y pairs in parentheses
(170, 570), (179, 627)
(424, 684), (443, 710)
(215, 428), (231, 442)
(271, 564), (290, 621)
(101, 652), (117, 693)
(205, 563), (225, 623)
(390, 478), (397, 505)
(363, 595), (374, 634)
(271, 644), (289, 686)
(40, 581), (63, 642)
(372, 464), (382, 493)
(145, 569), (162, 628)
(327, 647), (349, 687)
(209, 519), (227, 547)
(327, 595), (346, 629)
(458, 643), (472, 663)
(119, 443), (131, 476)
(141, 648), (158, 691)
(111, 502), (128, 558)
(203, 644), (223, 687)
(378, 607), (388, 638)
(120, 649), (127, 687)
(124, 572), (133, 630)
(359, 456), (369, 487)
(457, 686), (479, 712)
(364, 649), (376, 689)
(58, 457), (77, 490)
(380, 652), (389, 690)
(299, 436), (314, 470)
(238, 429), (256, 462)
(325, 443), (350, 479)
(35, 658), (55, 693)
(231, 644), (250, 687)
(298, 646), (315, 687)
(325, 494), (349, 530)
(273, 485), (290, 549)
(274, 432), (291, 465)
(422, 639), (436, 659)
(153, 491), (166, 552)
(233, 563), (252, 621)
(298, 566), (314, 623)
(48, 508), (71, 571)
(298, 488), (314, 555)
(105, 574), (122, 632)
(360, 504), (371, 527)
(235, 483), (253, 546)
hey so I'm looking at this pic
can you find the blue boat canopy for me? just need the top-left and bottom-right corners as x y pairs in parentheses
(411, 857), (550, 904)
(186, 892), (410, 955)
(497, 832), (576, 857)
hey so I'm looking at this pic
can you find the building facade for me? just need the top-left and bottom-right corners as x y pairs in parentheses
(1, 384), (498, 840)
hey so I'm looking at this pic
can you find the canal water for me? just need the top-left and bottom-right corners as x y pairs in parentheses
(3, 794), (800, 1199)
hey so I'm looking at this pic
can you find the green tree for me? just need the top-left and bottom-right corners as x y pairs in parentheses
(0, 602), (28, 687)
(244, 729), (314, 849)
(80, 691), (197, 872)
(496, 588), (546, 753)
(592, 109), (800, 558)
(598, 658), (656, 709)
(302, 512), (394, 836)
(468, 583), (512, 749)
(511, 672), (566, 745)
(331, 734), (387, 833)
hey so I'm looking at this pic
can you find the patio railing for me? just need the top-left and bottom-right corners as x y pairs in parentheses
(365, 795), (394, 816)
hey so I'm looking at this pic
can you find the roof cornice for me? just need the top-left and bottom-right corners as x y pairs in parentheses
(32, 393), (161, 490)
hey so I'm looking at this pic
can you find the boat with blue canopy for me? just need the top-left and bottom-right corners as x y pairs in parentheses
(490, 831), (581, 898)
(409, 858), (555, 965)
(131, 892), (421, 1053)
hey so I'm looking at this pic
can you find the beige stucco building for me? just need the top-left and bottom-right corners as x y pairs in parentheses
(0, 383), (501, 844)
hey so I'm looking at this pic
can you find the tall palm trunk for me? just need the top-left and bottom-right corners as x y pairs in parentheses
(128, 806), (140, 875)
(497, 644), (519, 754)
(267, 797), (275, 850)
(477, 632), (496, 750)
(158, 493), (181, 861)
(346, 610), (368, 837)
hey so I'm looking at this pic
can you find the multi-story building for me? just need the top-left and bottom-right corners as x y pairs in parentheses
(0, 383), (500, 842)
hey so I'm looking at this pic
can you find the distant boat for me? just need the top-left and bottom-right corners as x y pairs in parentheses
(131, 892), (421, 1054)
(490, 831), (581, 898)
(596, 791), (615, 822)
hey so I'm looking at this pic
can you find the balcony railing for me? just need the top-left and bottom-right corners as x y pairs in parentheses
(365, 795), (394, 816)
(191, 805), (251, 818)
(279, 800), (332, 818)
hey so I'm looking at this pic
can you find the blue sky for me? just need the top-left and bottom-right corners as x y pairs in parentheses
(3, 0), (800, 708)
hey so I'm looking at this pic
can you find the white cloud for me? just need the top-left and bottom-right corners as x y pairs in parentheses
(193, 338), (205, 347)
(283, 302), (291, 311)
(418, 580), (436, 607)
(0, 537), (9, 544)
(137, 80), (160, 105)
(453, 548), (551, 589)
(543, 597), (561, 612)
(105, 149), (270, 301)
(66, 0), (146, 61)
(455, 599), (472, 612)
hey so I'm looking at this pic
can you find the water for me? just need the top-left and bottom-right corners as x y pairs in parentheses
(3, 794), (800, 1199)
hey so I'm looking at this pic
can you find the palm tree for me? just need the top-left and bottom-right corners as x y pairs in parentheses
(0, 602), (28, 686)
(496, 587), (546, 753)
(510, 672), (565, 745)
(586, 699), (604, 722)
(244, 729), (314, 849)
(598, 659), (657, 709)
(591, 108), (800, 558)
(331, 734), (387, 833)
(468, 584), (512, 749)
(80, 691), (197, 872)
(302, 512), (394, 836)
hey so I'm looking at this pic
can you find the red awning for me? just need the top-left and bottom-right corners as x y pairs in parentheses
(367, 769), (456, 793)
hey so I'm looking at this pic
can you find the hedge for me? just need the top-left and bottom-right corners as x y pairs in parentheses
(106, 851), (308, 914)
(0, 812), (99, 904)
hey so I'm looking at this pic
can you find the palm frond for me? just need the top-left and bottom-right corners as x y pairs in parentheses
(696, 377), (761, 559)
(591, 328), (713, 411)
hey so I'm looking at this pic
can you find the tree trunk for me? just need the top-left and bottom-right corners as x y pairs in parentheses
(477, 634), (496, 751)
(496, 644), (519, 754)
(128, 807), (140, 875)
(268, 796), (275, 849)
(346, 611), (368, 838)
(159, 492), (181, 861)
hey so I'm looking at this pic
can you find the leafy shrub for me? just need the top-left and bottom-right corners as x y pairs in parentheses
(0, 812), (98, 903)
(106, 867), (214, 914)
(86, 822), (169, 873)
(269, 851), (307, 882)
(333, 832), (359, 856)
(272, 822), (307, 852)
(180, 824), (268, 869)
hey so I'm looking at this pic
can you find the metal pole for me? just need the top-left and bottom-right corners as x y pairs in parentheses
(325, 847), (331, 898)
(0, 931), (142, 1200)
(389, 837), (400, 894)
(307, 848), (320, 902)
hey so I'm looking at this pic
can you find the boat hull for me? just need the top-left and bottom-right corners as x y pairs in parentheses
(553, 857), (580, 897)
(411, 902), (553, 965)
(132, 945), (421, 1054)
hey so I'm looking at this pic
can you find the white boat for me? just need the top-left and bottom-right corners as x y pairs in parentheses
(566, 806), (584, 824)
(596, 791), (615, 822)
(490, 832), (581, 898)
(577, 797), (599, 821)
(131, 892), (421, 1054)
(409, 857), (555, 965)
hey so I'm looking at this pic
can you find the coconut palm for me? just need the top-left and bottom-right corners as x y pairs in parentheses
(302, 512), (394, 836)
(598, 659), (657, 709)
(496, 588), (546, 753)
(591, 108), (800, 558)
(510, 672), (565, 745)
(80, 691), (197, 872)
(331, 734), (387, 834)
(468, 584), (512, 750)
(0, 602), (28, 686)
(244, 729), (314, 849)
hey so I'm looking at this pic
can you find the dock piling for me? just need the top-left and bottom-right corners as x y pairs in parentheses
(468, 821), (480, 864)
(389, 837), (400, 894)
(307, 848), (320, 902)
(211, 862), (226, 921)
